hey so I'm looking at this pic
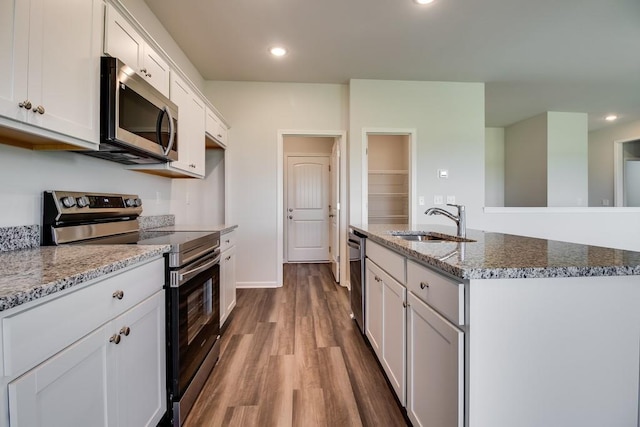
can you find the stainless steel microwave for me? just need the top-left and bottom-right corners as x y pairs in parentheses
(85, 56), (179, 165)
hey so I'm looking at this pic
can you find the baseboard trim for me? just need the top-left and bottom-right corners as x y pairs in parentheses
(236, 281), (281, 289)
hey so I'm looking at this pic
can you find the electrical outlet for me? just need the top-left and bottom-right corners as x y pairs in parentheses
(602, 199), (610, 206)
(434, 195), (444, 205)
(446, 195), (456, 204)
(418, 196), (425, 206)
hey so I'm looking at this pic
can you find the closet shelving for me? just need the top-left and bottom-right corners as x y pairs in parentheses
(368, 169), (409, 224)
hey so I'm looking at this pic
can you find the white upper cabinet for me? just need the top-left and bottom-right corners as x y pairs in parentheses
(0, 0), (102, 149)
(205, 107), (228, 149)
(104, 3), (170, 97)
(170, 74), (205, 177)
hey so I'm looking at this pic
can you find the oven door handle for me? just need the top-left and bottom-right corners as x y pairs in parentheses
(178, 254), (221, 284)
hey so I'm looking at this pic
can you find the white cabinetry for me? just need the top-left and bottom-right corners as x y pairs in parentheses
(0, 0), (102, 150)
(364, 240), (406, 405)
(220, 229), (237, 326)
(1, 258), (166, 427)
(170, 74), (205, 177)
(104, 3), (170, 97)
(205, 107), (228, 149)
(407, 292), (463, 427)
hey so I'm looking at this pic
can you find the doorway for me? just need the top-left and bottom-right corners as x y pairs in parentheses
(614, 138), (640, 206)
(362, 129), (417, 225)
(277, 131), (347, 286)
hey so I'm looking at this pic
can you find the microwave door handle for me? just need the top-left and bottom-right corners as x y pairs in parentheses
(164, 106), (176, 156)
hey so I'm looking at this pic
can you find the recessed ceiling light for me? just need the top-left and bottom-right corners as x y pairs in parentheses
(414, 0), (435, 4)
(270, 47), (287, 57)
(605, 114), (618, 121)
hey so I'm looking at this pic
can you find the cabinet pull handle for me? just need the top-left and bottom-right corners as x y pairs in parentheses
(140, 68), (147, 74)
(420, 281), (429, 290)
(225, 239), (230, 243)
(403, 301), (409, 308)
(32, 105), (45, 114)
(226, 256), (231, 261)
(18, 100), (32, 109)
(112, 290), (124, 300)
(375, 276), (382, 282)
(119, 326), (131, 336)
(109, 334), (121, 344)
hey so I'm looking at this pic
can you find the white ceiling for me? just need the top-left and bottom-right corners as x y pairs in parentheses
(144, 0), (640, 130)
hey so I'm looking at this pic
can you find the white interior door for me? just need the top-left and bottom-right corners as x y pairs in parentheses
(287, 156), (330, 262)
(330, 142), (340, 281)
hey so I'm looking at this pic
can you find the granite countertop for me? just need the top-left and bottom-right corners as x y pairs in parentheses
(0, 245), (169, 312)
(352, 224), (640, 280)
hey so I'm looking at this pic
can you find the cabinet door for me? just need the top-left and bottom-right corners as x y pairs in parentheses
(407, 292), (464, 427)
(112, 291), (166, 427)
(0, 0), (28, 121)
(382, 274), (406, 405)
(220, 246), (237, 326)
(365, 260), (383, 358)
(170, 74), (205, 176)
(141, 45), (170, 98)
(26, 0), (102, 144)
(104, 4), (143, 79)
(8, 326), (112, 427)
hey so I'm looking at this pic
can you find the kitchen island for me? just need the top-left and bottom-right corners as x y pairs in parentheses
(352, 223), (640, 427)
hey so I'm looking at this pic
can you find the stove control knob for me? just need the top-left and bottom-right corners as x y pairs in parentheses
(60, 196), (76, 208)
(125, 198), (135, 207)
(133, 198), (142, 207)
(76, 196), (90, 208)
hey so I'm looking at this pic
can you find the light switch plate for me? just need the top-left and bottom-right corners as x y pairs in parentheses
(438, 169), (449, 179)
(446, 195), (456, 204)
(434, 195), (444, 205)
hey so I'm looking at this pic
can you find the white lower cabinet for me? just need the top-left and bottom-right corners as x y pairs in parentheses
(8, 325), (111, 426)
(220, 243), (236, 326)
(407, 291), (464, 427)
(8, 290), (165, 427)
(365, 258), (406, 405)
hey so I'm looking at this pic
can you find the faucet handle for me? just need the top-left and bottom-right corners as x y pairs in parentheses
(447, 203), (465, 211)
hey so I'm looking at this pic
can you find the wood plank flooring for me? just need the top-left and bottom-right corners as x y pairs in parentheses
(184, 263), (408, 427)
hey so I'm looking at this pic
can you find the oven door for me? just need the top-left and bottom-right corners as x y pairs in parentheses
(167, 253), (220, 398)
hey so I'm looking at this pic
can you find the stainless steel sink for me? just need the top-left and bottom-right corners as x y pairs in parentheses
(394, 233), (447, 241)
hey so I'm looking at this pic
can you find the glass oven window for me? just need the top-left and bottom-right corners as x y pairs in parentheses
(186, 278), (213, 345)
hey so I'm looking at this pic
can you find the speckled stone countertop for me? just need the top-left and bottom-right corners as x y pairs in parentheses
(352, 224), (640, 280)
(0, 245), (169, 312)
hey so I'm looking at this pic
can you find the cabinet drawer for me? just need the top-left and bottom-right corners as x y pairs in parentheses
(407, 260), (464, 325)
(220, 229), (236, 252)
(366, 240), (405, 284)
(2, 257), (164, 377)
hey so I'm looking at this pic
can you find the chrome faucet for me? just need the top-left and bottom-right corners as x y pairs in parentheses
(424, 203), (466, 238)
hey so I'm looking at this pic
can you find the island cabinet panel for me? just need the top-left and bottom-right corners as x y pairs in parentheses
(407, 292), (463, 427)
(366, 239), (405, 284)
(365, 258), (406, 405)
(407, 259), (464, 325)
(468, 276), (640, 427)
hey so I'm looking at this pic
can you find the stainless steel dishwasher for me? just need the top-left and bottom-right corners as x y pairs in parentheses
(348, 229), (366, 334)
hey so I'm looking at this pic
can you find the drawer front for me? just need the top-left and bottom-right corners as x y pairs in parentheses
(2, 257), (164, 378)
(407, 260), (464, 325)
(366, 240), (406, 284)
(221, 229), (236, 253)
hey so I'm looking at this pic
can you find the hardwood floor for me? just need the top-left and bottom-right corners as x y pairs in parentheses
(184, 263), (408, 427)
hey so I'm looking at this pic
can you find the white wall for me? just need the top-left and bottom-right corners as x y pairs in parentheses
(202, 81), (348, 287)
(284, 136), (333, 154)
(589, 119), (640, 206)
(547, 112), (588, 207)
(485, 127), (505, 207)
(0, 143), (172, 227)
(349, 79), (486, 228)
(504, 113), (548, 206)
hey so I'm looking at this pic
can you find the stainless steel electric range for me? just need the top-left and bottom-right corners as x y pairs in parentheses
(42, 190), (221, 427)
